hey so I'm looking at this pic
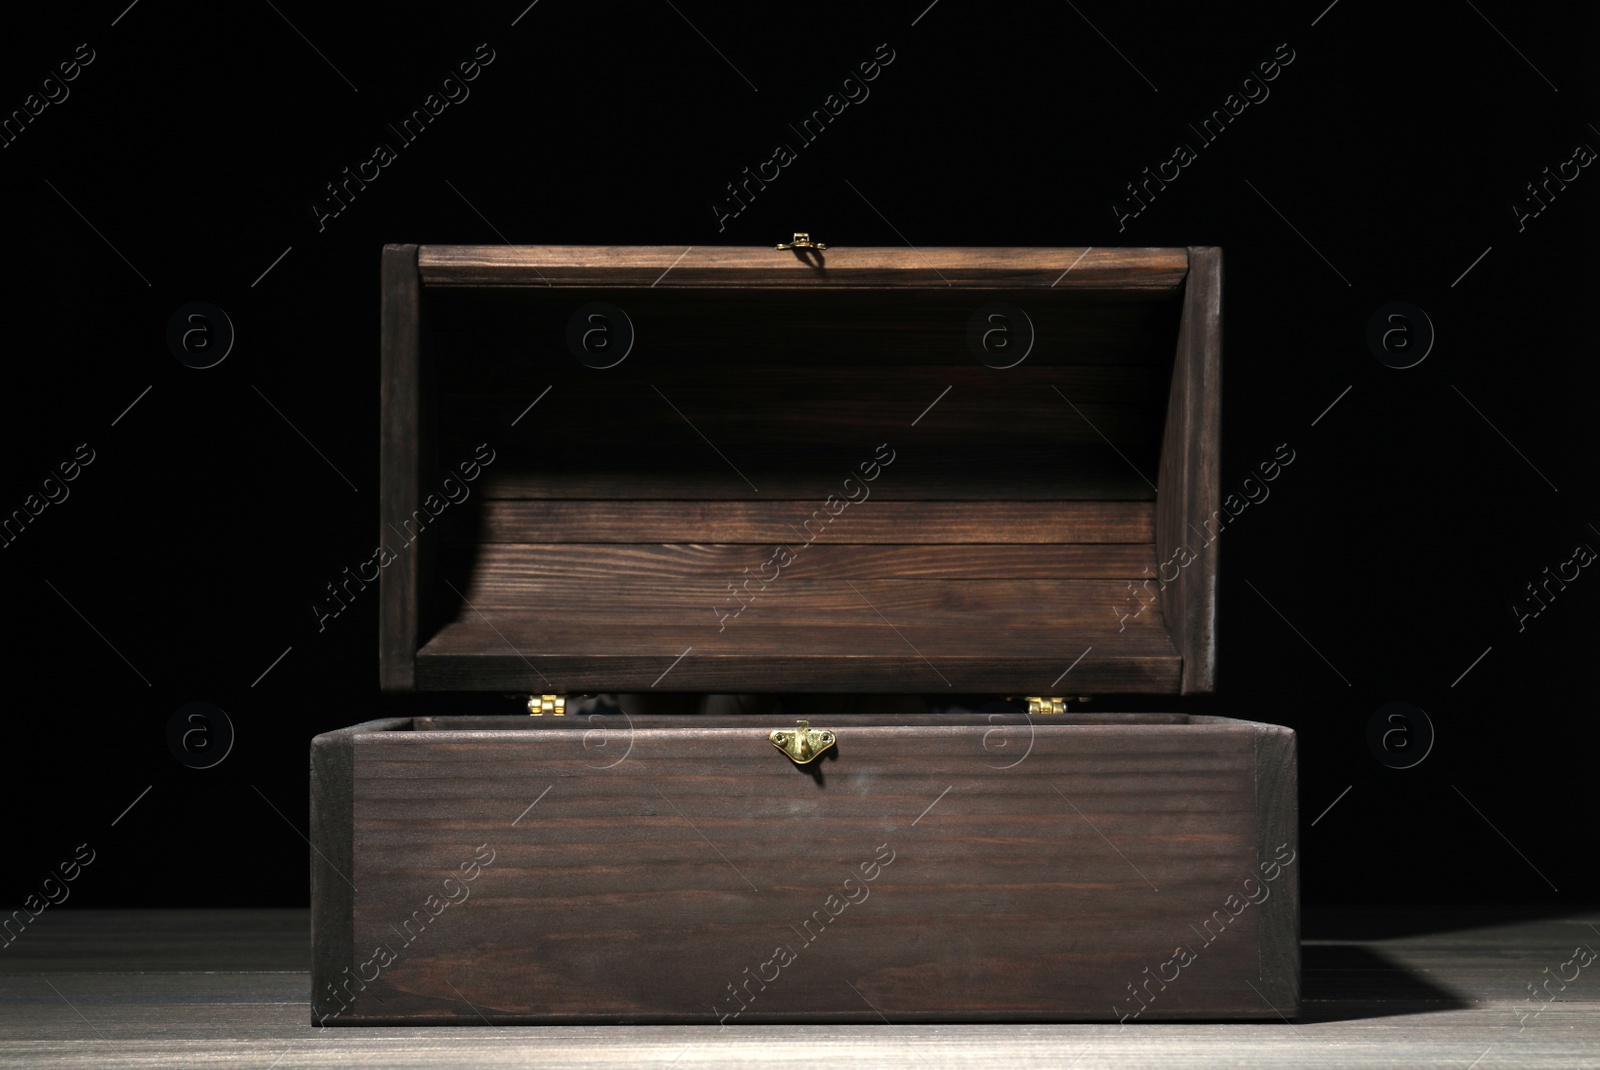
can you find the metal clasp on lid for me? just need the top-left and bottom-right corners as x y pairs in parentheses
(769, 720), (836, 764)
(776, 232), (827, 251)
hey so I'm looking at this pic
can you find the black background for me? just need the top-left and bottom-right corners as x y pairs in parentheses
(2, 1), (1596, 909)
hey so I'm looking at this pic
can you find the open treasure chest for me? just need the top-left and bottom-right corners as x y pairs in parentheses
(309, 242), (1298, 1024)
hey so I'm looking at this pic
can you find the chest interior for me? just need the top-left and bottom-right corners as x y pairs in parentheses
(380, 246), (1217, 699)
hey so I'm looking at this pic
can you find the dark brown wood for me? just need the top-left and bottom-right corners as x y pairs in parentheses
(468, 445), (1158, 501)
(311, 714), (1294, 1024)
(431, 578), (1166, 623)
(468, 501), (1153, 545)
(378, 243), (1220, 699)
(417, 571), (1176, 694)
(440, 544), (1160, 592)
(1156, 247), (1222, 694)
(417, 245), (1190, 290)
(415, 615), (1175, 656)
(1254, 721), (1299, 1009)
(348, 243), (1283, 1029)
(379, 245), (424, 692)
(414, 620), (1180, 692)
(310, 717), (411, 1022)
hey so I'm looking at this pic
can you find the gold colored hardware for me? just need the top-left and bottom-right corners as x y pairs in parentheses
(528, 694), (567, 716)
(776, 232), (827, 251)
(769, 720), (836, 764)
(1003, 696), (1091, 713)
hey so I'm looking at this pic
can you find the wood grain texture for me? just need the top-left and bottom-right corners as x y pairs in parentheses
(1155, 247), (1222, 695)
(440, 544), (1160, 591)
(466, 445), (1158, 501)
(311, 714), (1290, 1023)
(413, 621), (1181, 692)
(379, 244), (423, 692)
(469, 501), (1154, 544)
(0, 910), (311, 973)
(310, 718), (410, 1001)
(435, 578), (1171, 620)
(308, 723), (354, 989)
(415, 617), (1176, 657)
(417, 246), (1190, 290)
(14, 907), (1600, 1067)
(382, 244), (1216, 697)
(1254, 722), (1299, 1009)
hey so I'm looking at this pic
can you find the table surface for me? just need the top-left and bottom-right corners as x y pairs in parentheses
(0, 908), (1596, 1068)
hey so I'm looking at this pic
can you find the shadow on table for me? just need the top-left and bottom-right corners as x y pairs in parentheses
(1298, 943), (1471, 1022)
(1303, 903), (1593, 942)
(1295, 904), (1600, 1023)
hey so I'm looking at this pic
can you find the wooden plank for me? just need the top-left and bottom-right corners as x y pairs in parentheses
(17, 908), (1600, 1064)
(409, 657), (1179, 696)
(440, 544), (1160, 591)
(310, 717), (412, 1024)
(416, 616), (1175, 657)
(1254, 722), (1299, 1010)
(1156, 247), (1221, 695)
(327, 717), (1266, 1022)
(413, 619), (1180, 692)
(379, 245), (423, 692)
(6, 988), (1600, 1065)
(472, 463), (1156, 502)
(473, 501), (1154, 544)
(418, 246), (1191, 290)
(429, 576), (1169, 621)
(462, 444), (1159, 502)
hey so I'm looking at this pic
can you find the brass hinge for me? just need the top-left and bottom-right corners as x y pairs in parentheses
(1005, 696), (1091, 714)
(527, 694), (566, 716)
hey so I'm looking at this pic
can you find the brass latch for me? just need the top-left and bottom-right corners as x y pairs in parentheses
(776, 232), (827, 251)
(528, 694), (566, 716)
(769, 720), (836, 764)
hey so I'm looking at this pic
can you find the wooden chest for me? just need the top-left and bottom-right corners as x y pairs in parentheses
(311, 243), (1299, 1023)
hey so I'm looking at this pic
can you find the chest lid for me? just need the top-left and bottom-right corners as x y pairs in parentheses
(379, 245), (1219, 697)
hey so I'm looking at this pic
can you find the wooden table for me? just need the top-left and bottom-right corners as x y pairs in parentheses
(1, 908), (1596, 1068)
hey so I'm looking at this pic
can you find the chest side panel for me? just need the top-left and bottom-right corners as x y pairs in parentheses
(332, 720), (1283, 1022)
